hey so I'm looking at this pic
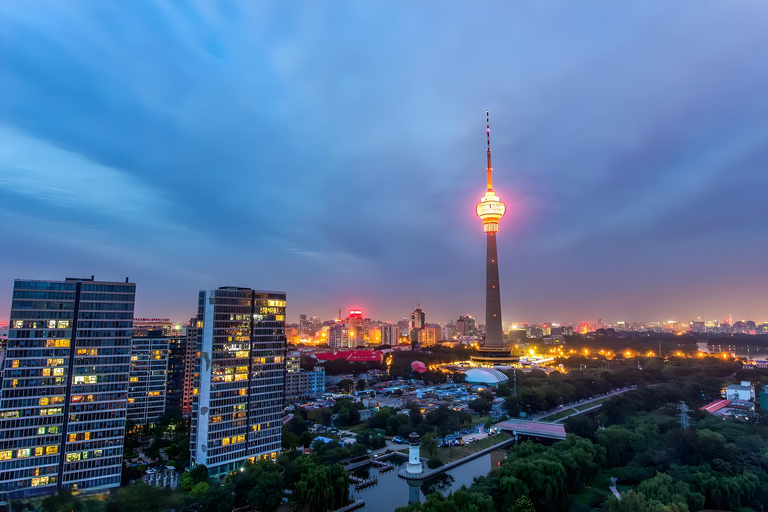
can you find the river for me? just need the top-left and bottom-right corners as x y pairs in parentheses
(348, 449), (507, 512)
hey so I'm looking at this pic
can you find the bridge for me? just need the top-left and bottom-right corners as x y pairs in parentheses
(494, 419), (567, 441)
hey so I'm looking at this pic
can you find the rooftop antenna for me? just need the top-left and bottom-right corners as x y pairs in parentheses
(486, 109), (493, 191)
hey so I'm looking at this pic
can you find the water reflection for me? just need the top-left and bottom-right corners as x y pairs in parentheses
(348, 449), (508, 512)
(421, 474), (454, 496)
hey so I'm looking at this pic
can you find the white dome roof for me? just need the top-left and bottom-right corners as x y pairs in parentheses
(465, 368), (508, 385)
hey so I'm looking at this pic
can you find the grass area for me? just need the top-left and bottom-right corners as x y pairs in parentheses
(541, 408), (578, 421)
(432, 433), (511, 465)
(571, 469), (612, 505)
(574, 397), (608, 411)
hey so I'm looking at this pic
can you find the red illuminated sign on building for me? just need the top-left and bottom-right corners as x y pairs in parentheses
(349, 310), (363, 318)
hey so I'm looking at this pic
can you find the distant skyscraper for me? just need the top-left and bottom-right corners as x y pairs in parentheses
(190, 287), (286, 477)
(328, 322), (349, 349)
(410, 304), (425, 334)
(128, 330), (169, 424)
(456, 314), (477, 336)
(381, 324), (400, 346)
(0, 277), (135, 503)
(348, 310), (364, 346)
(472, 111), (518, 364)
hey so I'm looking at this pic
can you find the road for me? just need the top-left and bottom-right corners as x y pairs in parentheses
(530, 386), (637, 422)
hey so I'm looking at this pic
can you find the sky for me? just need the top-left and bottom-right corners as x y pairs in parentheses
(1, 1), (767, 326)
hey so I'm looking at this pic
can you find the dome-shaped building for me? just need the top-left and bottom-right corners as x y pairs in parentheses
(464, 368), (508, 386)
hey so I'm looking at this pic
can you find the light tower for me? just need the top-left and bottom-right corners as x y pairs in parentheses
(472, 110), (519, 365)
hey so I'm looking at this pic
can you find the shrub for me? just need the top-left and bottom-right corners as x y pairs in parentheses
(427, 457), (443, 469)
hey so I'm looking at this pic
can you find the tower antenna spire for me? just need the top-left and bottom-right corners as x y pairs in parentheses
(486, 109), (493, 191)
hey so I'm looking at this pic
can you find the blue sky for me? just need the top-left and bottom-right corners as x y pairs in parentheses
(1, 1), (766, 325)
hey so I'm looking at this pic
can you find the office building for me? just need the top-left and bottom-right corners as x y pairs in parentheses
(190, 287), (286, 477)
(418, 327), (442, 347)
(410, 304), (425, 335)
(128, 330), (169, 424)
(348, 310), (364, 346)
(0, 277), (135, 503)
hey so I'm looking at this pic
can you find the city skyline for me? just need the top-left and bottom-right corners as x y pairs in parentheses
(1, 2), (767, 324)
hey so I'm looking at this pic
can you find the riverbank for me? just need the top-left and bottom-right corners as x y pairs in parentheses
(436, 433), (510, 464)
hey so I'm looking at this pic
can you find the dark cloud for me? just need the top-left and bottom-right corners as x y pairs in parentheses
(1, 1), (766, 324)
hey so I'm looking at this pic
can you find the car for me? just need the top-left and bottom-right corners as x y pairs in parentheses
(393, 436), (405, 444)
(460, 430), (469, 435)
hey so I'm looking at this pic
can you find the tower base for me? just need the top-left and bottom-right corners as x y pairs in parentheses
(471, 346), (520, 365)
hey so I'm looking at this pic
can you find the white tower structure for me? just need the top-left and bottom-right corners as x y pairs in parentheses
(406, 432), (423, 475)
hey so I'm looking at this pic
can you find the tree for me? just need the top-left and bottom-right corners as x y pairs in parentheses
(422, 433), (438, 458)
(338, 379), (354, 392)
(469, 397), (491, 414)
(357, 379), (367, 391)
(247, 471), (284, 512)
(496, 383), (512, 397)
(510, 496), (536, 512)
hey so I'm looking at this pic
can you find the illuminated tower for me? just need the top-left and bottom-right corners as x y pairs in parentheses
(472, 111), (518, 364)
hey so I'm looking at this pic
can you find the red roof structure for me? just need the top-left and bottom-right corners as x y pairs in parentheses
(700, 399), (731, 413)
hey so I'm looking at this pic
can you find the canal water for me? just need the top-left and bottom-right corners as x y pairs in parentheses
(348, 449), (507, 512)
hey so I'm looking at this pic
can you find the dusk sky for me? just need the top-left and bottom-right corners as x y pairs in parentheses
(1, 1), (767, 326)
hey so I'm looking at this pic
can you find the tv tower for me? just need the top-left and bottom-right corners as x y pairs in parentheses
(472, 110), (518, 365)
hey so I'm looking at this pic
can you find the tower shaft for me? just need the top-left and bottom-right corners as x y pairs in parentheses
(485, 232), (504, 346)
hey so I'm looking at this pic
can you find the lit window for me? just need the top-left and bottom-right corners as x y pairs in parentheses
(69, 434), (77, 442)
(46, 446), (58, 454)
(42, 369), (51, 377)
(11, 360), (19, 368)
(66, 453), (80, 461)
(39, 397), (49, 406)
(31, 476), (50, 487)
(18, 449), (31, 458)
(53, 368), (64, 376)
(0, 451), (12, 460)
(38, 427), (45, 435)
(129, 377), (139, 382)
(222, 438), (230, 446)
(35, 447), (43, 456)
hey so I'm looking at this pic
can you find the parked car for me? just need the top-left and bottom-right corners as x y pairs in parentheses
(393, 436), (405, 444)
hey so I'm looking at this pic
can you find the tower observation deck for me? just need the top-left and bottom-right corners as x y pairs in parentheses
(472, 111), (519, 365)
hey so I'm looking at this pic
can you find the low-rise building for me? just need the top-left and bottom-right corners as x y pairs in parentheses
(286, 367), (325, 402)
(724, 382), (755, 401)
(142, 465), (179, 489)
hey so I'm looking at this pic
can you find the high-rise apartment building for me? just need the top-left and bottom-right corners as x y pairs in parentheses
(190, 287), (286, 477)
(178, 318), (199, 416)
(456, 315), (477, 336)
(128, 330), (169, 424)
(381, 324), (400, 346)
(328, 322), (349, 350)
(0, 277), (135, 503)
(166, 334), (187, 417)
